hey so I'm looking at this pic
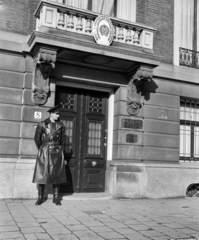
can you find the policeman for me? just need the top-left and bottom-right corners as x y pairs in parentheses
(33, 105), (66, 206)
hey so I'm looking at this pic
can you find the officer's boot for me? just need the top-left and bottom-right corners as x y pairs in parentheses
(53, 184), (61, 206)
(35, 184), (45, 205)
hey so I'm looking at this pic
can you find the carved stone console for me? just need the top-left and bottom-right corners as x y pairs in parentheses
(127, 66), (153, 115)
(32, 48), (57, 105)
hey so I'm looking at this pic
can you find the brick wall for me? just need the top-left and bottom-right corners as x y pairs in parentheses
(137, 0), (174, 64)
(0, 0), (40, 35)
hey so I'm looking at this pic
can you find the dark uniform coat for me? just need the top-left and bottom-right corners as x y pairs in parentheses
(32, 118), (66, 184)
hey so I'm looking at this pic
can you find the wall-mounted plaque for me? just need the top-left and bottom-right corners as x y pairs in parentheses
(122, 119), (143, 129)
(126, 134), (138, 143)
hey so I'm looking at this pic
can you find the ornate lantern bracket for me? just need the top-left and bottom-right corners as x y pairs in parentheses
(127, 66), (153, 115)
(32, 48), (57, 106)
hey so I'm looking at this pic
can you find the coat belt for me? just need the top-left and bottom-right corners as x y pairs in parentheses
(42, 141), (60, 146)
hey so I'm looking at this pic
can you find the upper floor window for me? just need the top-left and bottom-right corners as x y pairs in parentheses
(50, 0), (136, 22)
(174, 0), (199, 67)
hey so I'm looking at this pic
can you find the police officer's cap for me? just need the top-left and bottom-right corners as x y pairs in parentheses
(47, 105), (60, 113)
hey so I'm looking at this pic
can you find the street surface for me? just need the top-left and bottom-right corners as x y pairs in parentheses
(0, 193), (199, 240)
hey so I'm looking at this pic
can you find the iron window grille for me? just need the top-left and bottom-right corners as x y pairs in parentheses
(180, 98), (199, 162)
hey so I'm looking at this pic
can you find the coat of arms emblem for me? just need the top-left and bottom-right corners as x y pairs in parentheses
(93, 15), (114, 46)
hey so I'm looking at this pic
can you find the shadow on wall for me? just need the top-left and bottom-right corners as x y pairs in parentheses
(141, 79), (159, 101)
(186, 183), (199, 197)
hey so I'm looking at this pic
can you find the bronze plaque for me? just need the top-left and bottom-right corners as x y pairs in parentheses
(122, 119), (143, 129)
(126, 134), (138, 143)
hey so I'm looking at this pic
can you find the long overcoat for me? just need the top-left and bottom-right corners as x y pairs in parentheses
(32, 118), (67, 184)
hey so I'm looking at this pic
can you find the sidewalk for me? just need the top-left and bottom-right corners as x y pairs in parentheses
(0, 194), (199, 240)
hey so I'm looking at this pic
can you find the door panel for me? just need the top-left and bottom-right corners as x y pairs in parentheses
(56, 86), (108, 193)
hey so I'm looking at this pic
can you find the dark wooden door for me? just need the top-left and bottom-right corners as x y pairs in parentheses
(55, 86), (108, 193)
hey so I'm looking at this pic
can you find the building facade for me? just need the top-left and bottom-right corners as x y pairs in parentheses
(0, 0), (199, 199)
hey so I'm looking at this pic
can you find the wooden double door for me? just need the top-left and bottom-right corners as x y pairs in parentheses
(55, 86), (108, 193)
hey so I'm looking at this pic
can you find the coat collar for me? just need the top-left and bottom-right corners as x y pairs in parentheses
(44, 118), (62, 131)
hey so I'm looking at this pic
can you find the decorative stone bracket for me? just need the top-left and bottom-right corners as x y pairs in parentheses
(127, 66), (153, 115)
(32, 48), (57, 106)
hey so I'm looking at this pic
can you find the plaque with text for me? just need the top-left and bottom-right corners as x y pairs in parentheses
(126, 134), (138, 143)
(122, 119), (143, 129)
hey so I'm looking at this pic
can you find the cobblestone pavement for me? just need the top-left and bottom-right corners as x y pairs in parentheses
(0, 194), (199, 240)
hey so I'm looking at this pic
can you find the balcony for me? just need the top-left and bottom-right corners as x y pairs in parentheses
(34, 0), (156, 49)
(179, 47), (199, 69)
(28, 0), (161, 87)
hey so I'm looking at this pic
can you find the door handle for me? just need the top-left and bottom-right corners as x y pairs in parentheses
(92, 161), (97, 166)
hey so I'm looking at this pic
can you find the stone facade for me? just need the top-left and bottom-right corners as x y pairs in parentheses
(0, 0), (199, 199)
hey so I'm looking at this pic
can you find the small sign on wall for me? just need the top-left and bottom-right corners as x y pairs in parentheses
(34, 111), (42, 119)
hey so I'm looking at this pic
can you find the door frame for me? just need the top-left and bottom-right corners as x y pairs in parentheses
(56, 79), (115, 164)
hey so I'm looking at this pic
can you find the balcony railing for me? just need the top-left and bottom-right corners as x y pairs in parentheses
(34, 0), (156, 49)
(179, 47), (199, 69)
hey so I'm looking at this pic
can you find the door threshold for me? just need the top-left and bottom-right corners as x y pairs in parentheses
(60, 192), (112, 201)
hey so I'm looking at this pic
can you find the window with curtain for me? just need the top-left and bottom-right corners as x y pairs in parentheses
(49, 0), (136, 22)
(174, 0), (199, 67)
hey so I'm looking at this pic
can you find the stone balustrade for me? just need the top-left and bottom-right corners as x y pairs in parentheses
(35, 0), (156, 49)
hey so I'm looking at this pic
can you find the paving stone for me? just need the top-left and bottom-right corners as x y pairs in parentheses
(40, 222), (64, 229)
(149, 236), (170, 240)
(78, 236), (104, 240)
(45, 227), (71, 235)
(76, 216), (95, 222)
(20, 227), (45, 234)
(0, 225), (19, 232)
(66, 225), (89, 231)
(111, 215), (131, 220)
(54, 216), (75, 221)
(0, 215), (13, 221)
(115, 228), (138, 235)
(0, 232), (24, 239)
(129, 224), (151, 231)
(139, 230), (164, 237)
(5, 199), (14, 202)
(82, 220), (105, 227)
(17, 222), (40, 228)
(51, 234), (79, 240)
(0, 220), (16, 226)
(123, 233), (150, 240)
(162, 222), (185, 229)
(35, 233), (52, 239)
(190, 233), (199, 238)
(151, 226), (177, 233)
(164, 230), (191, 239)
(36, 218), (59, 223)
(24, 233), (37, 240)
(97, 231), (126, 239)
(119, 219), (140, 225)
(2, 239), (25, 240)
(90, 214), (111, 219)
(186, 224), (199, 231)
(142, 221), (162, 227)
(176, 227), (199, 234)
(73, 230), (98, 237)
(58, 219), (80, 225)
(151, 218), (173, 224)
(104, 222), (129, 229)
(14, 216), (36, 223)
(89, 226), (113, 233)
(99, 218), (118, 223)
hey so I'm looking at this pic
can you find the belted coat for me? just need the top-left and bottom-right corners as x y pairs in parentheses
(32, 118), (67, 184)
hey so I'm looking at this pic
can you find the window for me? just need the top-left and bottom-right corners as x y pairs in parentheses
(174, 0), (199, 67)
(50, 0), (136, 22)
(180, 98), (199, 161)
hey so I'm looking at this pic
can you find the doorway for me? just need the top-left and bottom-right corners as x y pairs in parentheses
(56, 86), (108, 193)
